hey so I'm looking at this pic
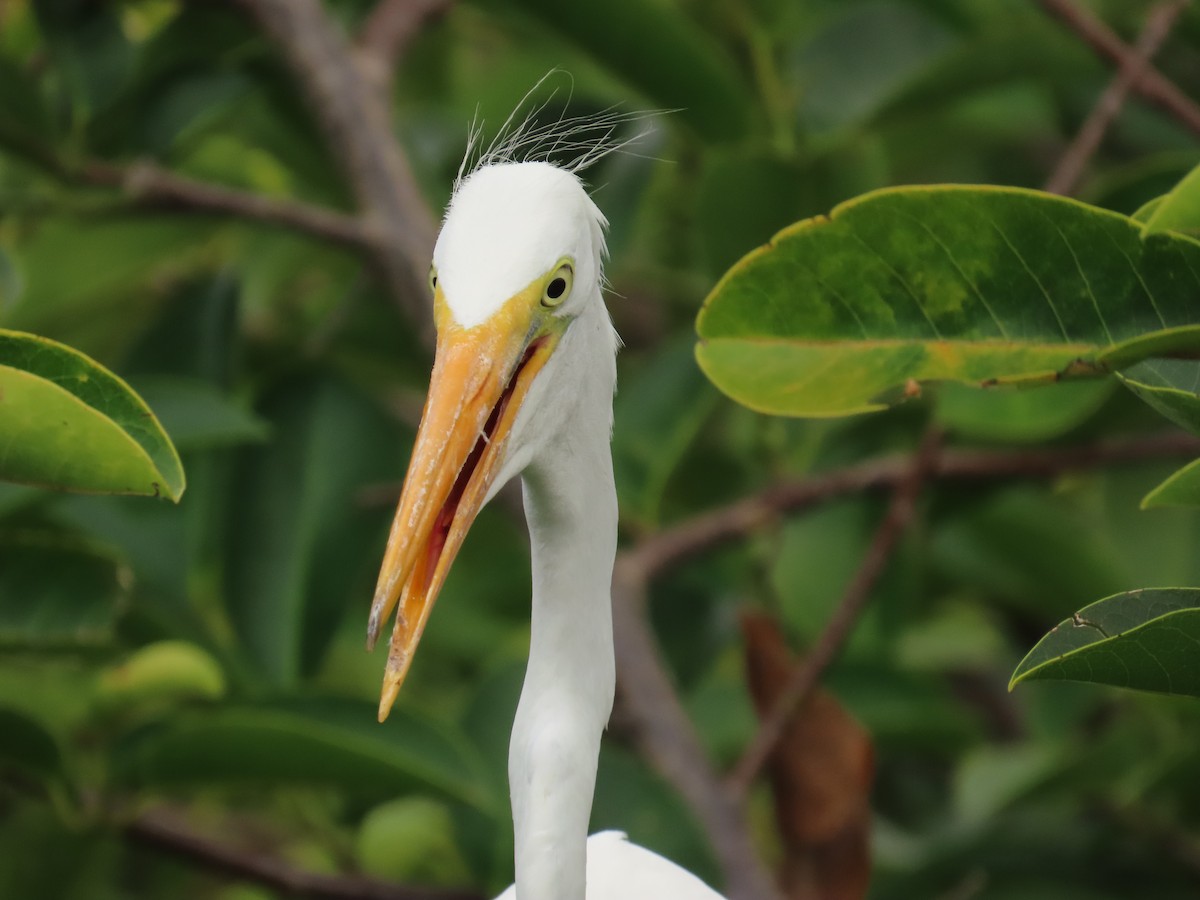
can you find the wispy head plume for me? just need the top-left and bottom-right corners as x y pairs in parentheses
(455, 70), (665, 193)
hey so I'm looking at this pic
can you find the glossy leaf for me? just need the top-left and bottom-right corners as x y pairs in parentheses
(1142, 162), (1200, 236)
(112, 698), (496, 811)
(1118, 359), (1200, 434)
(696, 187), (1200, 417)
(1011, 588), (1200, 696)
(1141, 458), (1200, 509)
(0, 530), (130, 649)
(0, 330), (185, 499)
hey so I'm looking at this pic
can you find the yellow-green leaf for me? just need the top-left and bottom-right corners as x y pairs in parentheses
(696, 186), (1200, 417)
(1142, 162), (1200, 236)
(0, 330), (184, 499)
(1142, 458), (1200, 509)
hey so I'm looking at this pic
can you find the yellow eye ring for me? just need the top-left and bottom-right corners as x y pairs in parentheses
(542, 260), (574, 308)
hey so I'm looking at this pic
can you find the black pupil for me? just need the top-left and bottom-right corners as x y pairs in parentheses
(431, 274), (437, 287)
(547, 277), (567, 300)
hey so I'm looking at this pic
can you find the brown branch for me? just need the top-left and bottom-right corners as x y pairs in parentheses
(356, 0), (454, 95)
(1037, 0), (1200, 138)
(126, 807), (483, 900)
(230, 0), (439, 347)
(611, 559), (783, 900)
(728, 428), (943, 793)
(627, 430), (1200, 578)
(1044, 1), (1188, 196)
(81, 160), (370, 249)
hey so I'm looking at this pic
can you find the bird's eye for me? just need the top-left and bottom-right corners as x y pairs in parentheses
(542, 261), (573, 308)
(428, 267), (438, 292)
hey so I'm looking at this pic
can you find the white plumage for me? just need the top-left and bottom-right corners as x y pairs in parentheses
(369, 129), (726, 900)
(493, 832), (724, 900)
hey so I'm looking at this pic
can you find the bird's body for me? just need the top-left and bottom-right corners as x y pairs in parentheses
(368, 154), (726, 899)
(494, 832), (724, 900)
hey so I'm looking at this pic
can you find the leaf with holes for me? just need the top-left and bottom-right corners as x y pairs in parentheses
(0, 330), (185, 499)
(696, 186), (1200, 417)
(1010, 589), (1200, 697)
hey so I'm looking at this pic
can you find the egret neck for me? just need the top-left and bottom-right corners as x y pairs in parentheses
(509, 294), (618, 900)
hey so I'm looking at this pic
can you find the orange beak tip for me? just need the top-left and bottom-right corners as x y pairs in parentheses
(378, 679), (400, 723)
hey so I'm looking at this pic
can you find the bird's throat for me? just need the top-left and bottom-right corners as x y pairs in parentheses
(507, 425), (618, 900)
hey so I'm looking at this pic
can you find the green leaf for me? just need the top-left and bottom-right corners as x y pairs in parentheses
(1141, 458), (1200, 509)
(0, 330), (185, 499)
(935, 379), (1112, 442)
(95, 640), (227, 711)
(930, 489), (1126, 622)
(696, 186), (1200, 417)
(790, 1), (958, 134)
(1010, 588), (1200, 697)
(1141, 162), (1200, 236)
(225, 377), (401, 685)
(1117, 359), (1200, 434)
(112, 698), (496, 812)
(356, 796), (471, 886)
(128, 377), (269, 450)
(0, 530), (131, 649)
(612, 338), (719, 526)
(491, 0), (753, 140)
(953, 743), (1066, 824)
(0, 707), (69, 789)
(1132, 195), (1164, 224)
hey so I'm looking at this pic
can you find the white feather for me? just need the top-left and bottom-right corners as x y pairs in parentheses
(492, 832), (725, 900)
(430, 97), (724, 900)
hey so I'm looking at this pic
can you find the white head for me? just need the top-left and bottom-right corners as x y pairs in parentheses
(367, 159), (619, 717)
(434, 161), (608, 328)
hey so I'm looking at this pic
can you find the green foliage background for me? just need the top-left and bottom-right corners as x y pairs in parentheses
(2, 0), (1200, 898)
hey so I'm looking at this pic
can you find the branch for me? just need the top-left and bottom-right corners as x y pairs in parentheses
(610, 559), (783, 900)
(81, 160), (369, 249)
(728, 428), (942, 792)
(1044, 1), (1188, 196)
(627, 430), (1200, 578)
(126, 807), (483, 900)
(356, 0), (454, 95)
(1037, 0), (1200, 138)
(230, 0), (439, 347)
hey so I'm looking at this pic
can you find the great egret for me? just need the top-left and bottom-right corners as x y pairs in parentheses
(366, 149), (725, 899)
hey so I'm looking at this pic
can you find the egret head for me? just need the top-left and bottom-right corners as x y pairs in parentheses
(368, 160), (615, 720)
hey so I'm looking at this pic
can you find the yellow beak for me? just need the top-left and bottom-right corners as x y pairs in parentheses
(368, 284), (559, 721)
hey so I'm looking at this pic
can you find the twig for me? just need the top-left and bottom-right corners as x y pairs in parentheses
(81, 160), (369, 249)
(1037, 0), (1200, 138)
(1044, 1), (1188, 196)
(356, 0), (454, 95)
(230, 0), (439, 347)
(626, 430), (1200, 578)
(728, 428), (943, 793)
(610, 560), (784, 900)
(126, 807), (483, 900)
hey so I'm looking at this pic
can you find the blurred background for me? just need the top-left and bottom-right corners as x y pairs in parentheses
(2, 0), (1200, 898)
